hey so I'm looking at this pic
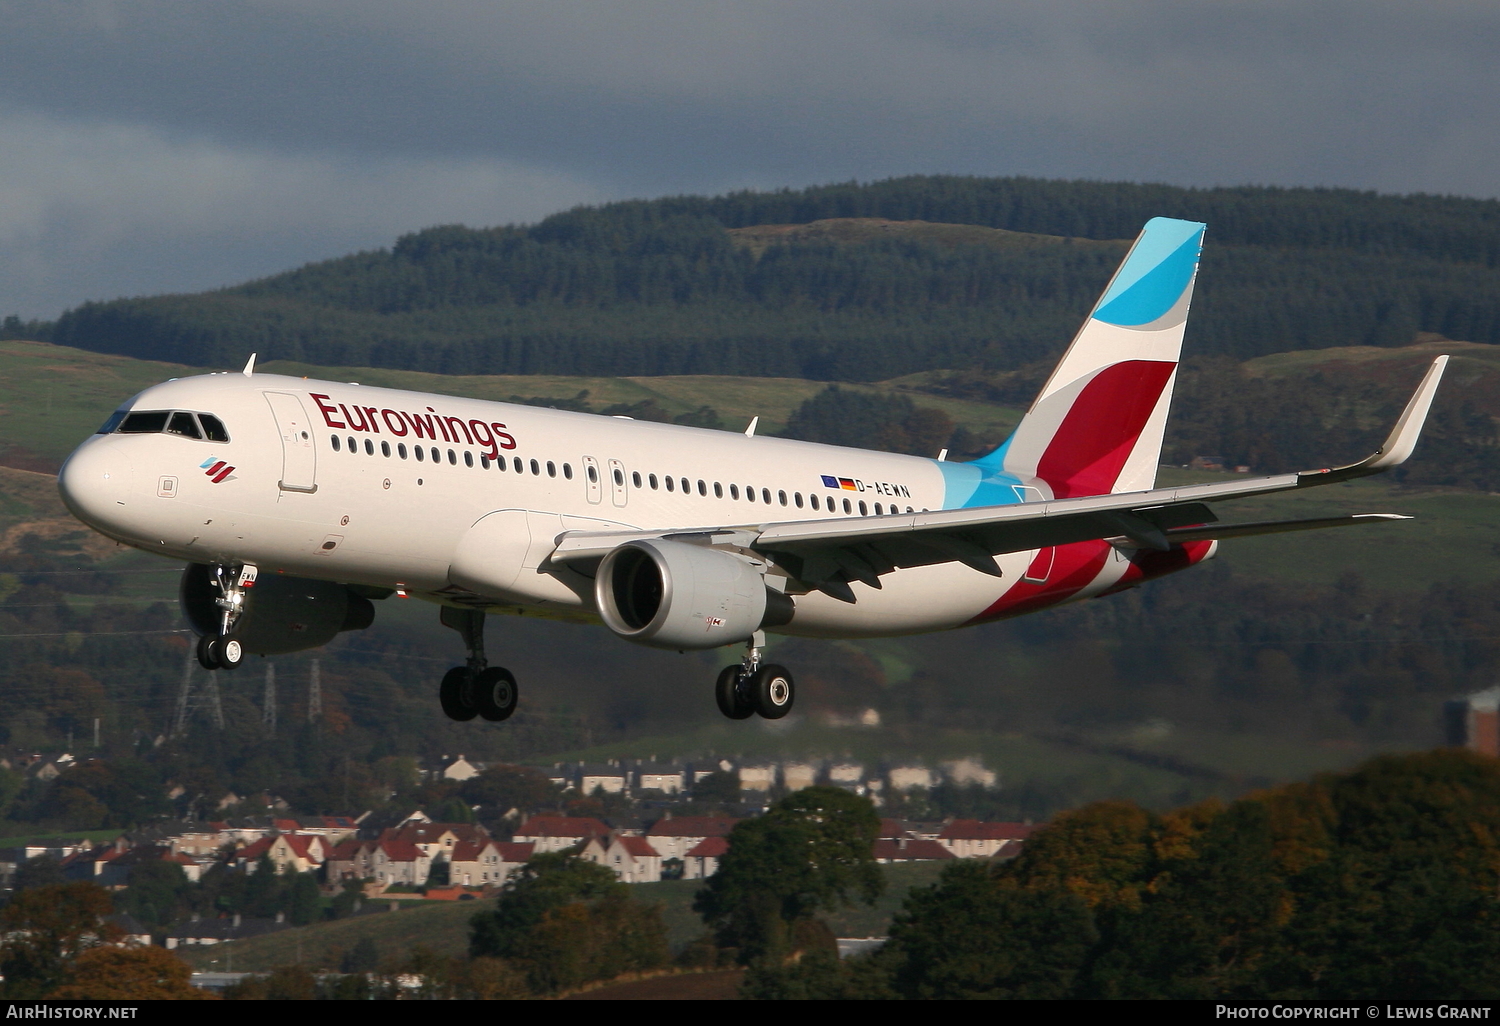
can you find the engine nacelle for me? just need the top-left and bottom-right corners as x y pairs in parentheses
(180, 564), (375, 656)
(595, 539), (793, 650)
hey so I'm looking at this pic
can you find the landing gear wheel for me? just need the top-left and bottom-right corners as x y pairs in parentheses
(474, 667), (518, 722)
(218, 636), (244, 670)
(715, 665), (755, 720)
(196, 634), (219, 670)
(749, 664), (794, 719)
(439, 667), (478, 722)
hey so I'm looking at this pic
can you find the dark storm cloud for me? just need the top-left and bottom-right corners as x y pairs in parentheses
(2, 1), (1498, 318)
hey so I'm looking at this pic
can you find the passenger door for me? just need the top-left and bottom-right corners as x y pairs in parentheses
(582, 456), (602, 505)
(264, 392), (318, 493)
(608, 459), (628, 507)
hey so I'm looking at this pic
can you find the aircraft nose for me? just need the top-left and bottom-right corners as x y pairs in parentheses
(58, 438), (134, 533)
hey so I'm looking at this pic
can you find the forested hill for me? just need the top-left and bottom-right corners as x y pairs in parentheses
(34, 176), (1500, 380)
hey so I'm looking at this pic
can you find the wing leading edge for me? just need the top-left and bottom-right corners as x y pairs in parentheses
(549, 357), (1448, 602)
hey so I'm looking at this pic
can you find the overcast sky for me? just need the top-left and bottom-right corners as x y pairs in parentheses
(2, 0), (1498, 319)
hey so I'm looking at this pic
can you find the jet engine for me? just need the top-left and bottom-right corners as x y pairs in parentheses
(179, 564), (375, 656)
(595, 539), (793, 650)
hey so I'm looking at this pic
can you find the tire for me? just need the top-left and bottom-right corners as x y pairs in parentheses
(218, 636), (244, 670)
(439, 667), (478, 721)
(474, 667), (518, 722)
(750, 664), (795, 719)
(196, 634), (219, 670)
(715, 665), (755, 720)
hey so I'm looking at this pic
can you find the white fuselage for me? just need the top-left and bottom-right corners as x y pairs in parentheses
(58, 372), (1158, 642)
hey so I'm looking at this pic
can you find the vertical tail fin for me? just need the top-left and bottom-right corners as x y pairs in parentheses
(985, 217), (1206, 498)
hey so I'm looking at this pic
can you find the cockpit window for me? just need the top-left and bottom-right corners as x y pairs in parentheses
(120, 411), (170, 433)
(110, 410), (230, 442)
(199, 414), (229, 442)
(167, 412), (202, 439)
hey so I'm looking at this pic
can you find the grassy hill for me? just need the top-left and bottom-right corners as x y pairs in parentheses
(174, 860), (949, 973)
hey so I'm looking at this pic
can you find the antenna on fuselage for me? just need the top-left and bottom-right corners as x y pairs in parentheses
(242, 353), (257, 377)
(744, 416), (759, 437)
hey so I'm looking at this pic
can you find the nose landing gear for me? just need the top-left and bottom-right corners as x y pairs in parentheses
(196, 563), (254, 670)
(439, 607), (518, 722)
(715, 632), (794, 720)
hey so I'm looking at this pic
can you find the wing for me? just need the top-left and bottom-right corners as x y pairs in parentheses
(551, 357), (1447, 601)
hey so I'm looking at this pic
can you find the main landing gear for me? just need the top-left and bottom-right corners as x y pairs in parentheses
(438, 607), (518, 723)
(715, 632), (795, 721)
(196, 563), (254, 671)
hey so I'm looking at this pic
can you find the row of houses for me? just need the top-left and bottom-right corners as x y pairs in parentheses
(532, 755), (999, 801)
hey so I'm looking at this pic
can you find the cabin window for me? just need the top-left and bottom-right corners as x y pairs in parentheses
(729, 484), (739, 500)
(398, 443), (408, 459)
(530, 459), (540, 475)
(331, 436), (341, 452)
(415, 446), (424, 462)
(614, 468), (625, 486)
(843, 498), (852, 514)
(366, 439), (375, 456)
(447, 449), (457, 465)
(587, 464), (597, 483)
(746, 486), (755, 503)
(346, 436), (355, 453)
(859, 501), (868, 516)
(632, 471), (642, 488)
(198, 414), (230, 442)
(563, 463), (573, 479)
(794, 492), (803, 508)
(513, 457), (523, 473)
(430, 447), (439, 463)
(810, 494), (819, 511)
(546, 461), (556, 478)
(874, 502), (883, 515)
(714, 482), (723, 498)
(664, 476), (674, 492)
(167, 412), (201, 439)
(479, 455), (488, 469)
(649, 474), (658, 490)
(382, 441), (391, 457)
(464, 451), (474, 467)
(698, 480), (706, 496)
(778, 490), (787, 506)
(762, 488), (772, 504)
(681, 478), (690, 493)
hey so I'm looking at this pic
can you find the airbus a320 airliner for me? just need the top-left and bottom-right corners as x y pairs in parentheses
(56, 218), (1448, 724)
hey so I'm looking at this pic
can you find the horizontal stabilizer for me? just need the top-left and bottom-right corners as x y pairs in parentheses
(1159, 513), (1412, 544)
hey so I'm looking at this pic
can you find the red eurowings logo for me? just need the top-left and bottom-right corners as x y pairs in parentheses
(200, 457), (235, 483)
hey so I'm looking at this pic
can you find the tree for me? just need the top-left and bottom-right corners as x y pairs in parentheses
(340, 936), (380, 974)
(459, 764), (559, 820)
(119, 858), (191, 930)
(690, 769), (740, 804)
(287, 872), (322, 926)
(0, 883), (121, 998)
(52, 946), (206, 1001)
(695, 786), (883, 961)
(469, 852), (624, 961)
(13, 855), (64, 893)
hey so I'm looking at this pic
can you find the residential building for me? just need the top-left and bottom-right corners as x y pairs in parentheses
(937, 821), (1034, 859)
(577, 763), (628, 795)
(634, 762), (686, 794)
(1447, 687), (1500, 756)
(582, 835), (662, 884)
(447, 837), (508, 887)
(781, 762), (818, 791)
(512, 815), (610, 853)
(235, 833), (330, 874)
(442, 755), (482, 782)
(940, 758), (997, 788)
(873, 838), (955, 864)
(645, 815), (738, 861)
(164, 913), (290, 950)
(886, 765), (935, 791)
(683, 836), (728, 880)
(739, 762), (776, 793)
(827, 762), (864, 787)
